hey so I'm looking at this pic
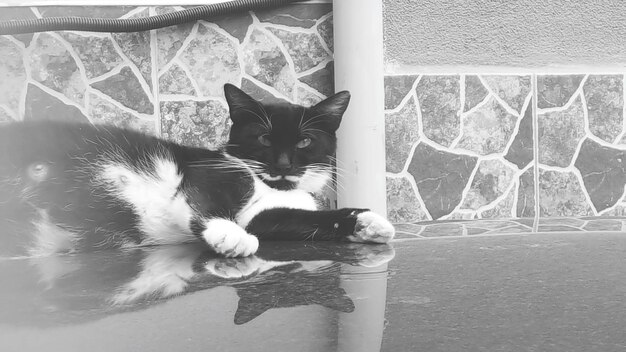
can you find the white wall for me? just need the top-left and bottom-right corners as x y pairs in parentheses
(384, 0), (626, 69)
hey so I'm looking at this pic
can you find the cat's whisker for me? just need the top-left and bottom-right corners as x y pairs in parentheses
(298, 106), (306, 130)
(241, 108), (271, 131)
(300, 113), (330, 131)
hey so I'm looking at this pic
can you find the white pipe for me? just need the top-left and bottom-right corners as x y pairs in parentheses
(333, 0), (387, 215)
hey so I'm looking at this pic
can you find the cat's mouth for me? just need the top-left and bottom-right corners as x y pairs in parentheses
(260, 173), (300, 182)
(259, 172), (302, 190)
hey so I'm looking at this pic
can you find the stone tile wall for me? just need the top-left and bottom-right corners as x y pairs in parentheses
(386, 74), (626, 226)
(0, 4), (333, 148)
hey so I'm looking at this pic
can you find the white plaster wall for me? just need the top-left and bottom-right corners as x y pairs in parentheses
(384, 0), (626, 69)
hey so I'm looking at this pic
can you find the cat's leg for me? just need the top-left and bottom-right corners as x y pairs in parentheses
(191, 218), (259, 258)
(245, 208), (395, 243)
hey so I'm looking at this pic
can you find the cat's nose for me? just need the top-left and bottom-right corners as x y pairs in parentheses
(276, 153), (292, 172)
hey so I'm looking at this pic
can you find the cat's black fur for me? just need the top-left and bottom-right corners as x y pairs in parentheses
(0, 84), (394, 257)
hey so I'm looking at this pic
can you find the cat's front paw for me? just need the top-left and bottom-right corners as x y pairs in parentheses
(349, 244), (396, 267)
(348, 211), (395, 243)
(203, 219), (259, 257)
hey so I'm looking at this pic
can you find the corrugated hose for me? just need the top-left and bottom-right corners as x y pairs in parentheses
(0, 0), (305, 35)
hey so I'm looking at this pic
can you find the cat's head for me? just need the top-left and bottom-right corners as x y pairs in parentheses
(223, 84), (350, 192)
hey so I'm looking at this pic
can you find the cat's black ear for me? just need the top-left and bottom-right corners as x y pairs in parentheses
(224, 84), (260, 123)
(309, 91), (351, 132)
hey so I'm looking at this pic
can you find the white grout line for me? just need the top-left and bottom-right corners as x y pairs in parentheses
(157, 22), (199, 77)
(477, 75), (523, 118)
(532, 73), (540, 231)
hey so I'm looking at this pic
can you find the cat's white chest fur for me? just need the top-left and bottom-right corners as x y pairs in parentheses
(236, 178), (318, 228)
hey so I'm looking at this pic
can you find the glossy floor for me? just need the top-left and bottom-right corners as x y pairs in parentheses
(2, 233), (626, 351)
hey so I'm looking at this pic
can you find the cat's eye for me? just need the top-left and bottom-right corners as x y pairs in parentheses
(258, 135), (272, 147)
(296, 138), (311, 149)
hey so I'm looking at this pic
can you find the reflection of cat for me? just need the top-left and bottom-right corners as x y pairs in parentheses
(0, 84), (394, 258)
(0, 242), (394, 327)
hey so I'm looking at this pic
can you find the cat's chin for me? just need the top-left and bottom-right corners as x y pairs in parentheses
(262, 179), (297, 191)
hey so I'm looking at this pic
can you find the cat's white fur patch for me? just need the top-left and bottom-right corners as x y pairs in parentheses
(29, 210), (77, 256)
(202, 218), (259, 257)
(236, 178), (318, 228)
(348, 211), (395, 243)
(296, 169), (330, 193)
(99, 156), (195, 245)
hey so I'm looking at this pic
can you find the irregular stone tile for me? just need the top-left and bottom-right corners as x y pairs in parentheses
(386, 177), (429, 223)
(444, 212), (476, 220)
(0, 8), (36, 46)
(244, 29), (294, 99)
(408, 142), (478, 219)
(482, 75), (531, 114)
(539, 217), (585, 227)
(393, 223), (424, 236)
(517, 167), (535, 218)
(583, 75), (623, 143)
(24, 84), (89, 123)
(470, 220), (519, 230)
(574, 138), (626, 212)
(160, 100), (231, 149)
(181, 24), (240, 98)
(29, 33), (86, 106)
(457, 96), (517, 155)
(384, 75), (417, 110)
(299, 61), (333, 97)
(462, 159), (516, 210)
(91, 66), (153, 114)
(583, 220), (622, 231)
(480, 186), (515, 219)
(415, 75), (461, 147)
(538, 169), (594, 217)
(537, 225), (583, 232)
(419, 223), (465, 237)
(484, 224), (532, 234)
(317, 15), (333, 52)
(505, 99), (534, 169)
(0, 37), (25, 112)
(38, 6), (136, 18)
(295, 86), (323, 106)
(155, 6), (177, 15)
(467, 227), (489, 235)
(155, 7), (194, 71)
(538, 96), (585, 167)
(59, 33), (124, 79)
(159, 64), (196, 96)
(268, 28), (330, 73)
(112, 31), (152, 89)
(88, 93), (154, 135)
(537, 74), (584, 108)
(386, 97), (419, 173)
(515, 218), (535, 227)
(255, 4), (332, 28)
(213, 13), (253, 43)
(241, 78), (290, 105)
(601, 205), (626, 217)
(464, 75), (489, 112)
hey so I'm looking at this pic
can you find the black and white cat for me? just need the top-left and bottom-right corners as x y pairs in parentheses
(0, 84), (394, 258)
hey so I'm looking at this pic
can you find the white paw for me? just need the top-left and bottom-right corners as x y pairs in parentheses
(348, 211), (395, 243)
(202, 219), (259, 257)
(204, 257), (265, 279)
(345, 244), (396, 267)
